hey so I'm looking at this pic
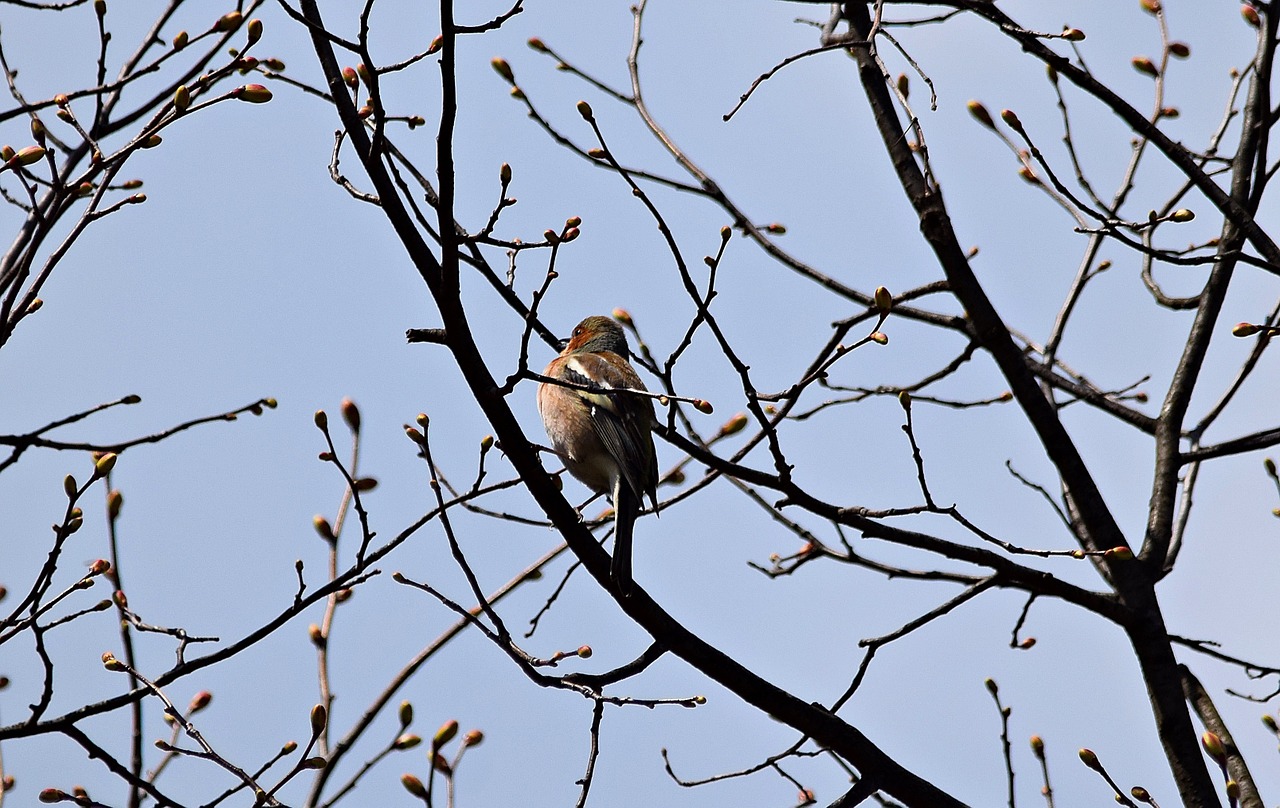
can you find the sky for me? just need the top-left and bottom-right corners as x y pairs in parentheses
(2, 1), (1278, 806)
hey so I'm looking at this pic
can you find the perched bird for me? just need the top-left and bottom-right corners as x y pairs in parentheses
(538, 315), (659, 592)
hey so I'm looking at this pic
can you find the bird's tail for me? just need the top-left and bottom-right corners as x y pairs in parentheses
(611, 482), (640, 596)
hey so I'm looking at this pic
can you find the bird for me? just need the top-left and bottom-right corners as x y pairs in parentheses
(538, 315), (659, 593)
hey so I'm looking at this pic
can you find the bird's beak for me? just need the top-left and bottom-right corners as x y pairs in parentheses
(554, 337), (570, 352)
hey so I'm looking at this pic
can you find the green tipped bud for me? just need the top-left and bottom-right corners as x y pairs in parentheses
(1264, 458), (1277, 478)
(1131, 56), (1159, 77)
(9, 146), (46, 167)
(1078, 748), (1101, 771)
(491, 57), (515, 84)
(401, 774), (428, 798)
(246, 18), (263, 44)
(101, 652), (127, 672)
(64, 474), (77, 497)
(426, 35), (443, 55)
(215, 11), (243, 32)
(720, 413), (748, 436)
(577, 645), (592, 658)
(172, 30), (189, 49)
(399, 700), (414, 727)
(1170, 209), (1195, 222)
(984, 678), (999, 696)
(500, 162), (512, 184)
(314, 409), (328, 430)
(966, 100), (995, 129)
(310, 704), (327, 736)
(433, 719), (459, 749)
(480, 434), (495, 451)
(1131, 786), (1153, 803)
(174, 85), (190, 113)
(94, 452), (118, 477)
(874, 286), (892, 313)
(313, 515), (335, 542)
(393, 733), (422, 750)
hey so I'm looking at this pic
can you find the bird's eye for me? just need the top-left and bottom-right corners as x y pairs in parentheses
(573, 326), (583, 336)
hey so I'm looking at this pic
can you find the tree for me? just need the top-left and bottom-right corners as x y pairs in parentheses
(2, 1), (1278, 806)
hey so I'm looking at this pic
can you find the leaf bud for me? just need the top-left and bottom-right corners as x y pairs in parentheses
(966, 100), (995, 129)
(1168, 41), (1190, 58)
(172, 31), (189, 49)
(1200, 730), (1226, 763)
(874, 286), (892, 313)
(463, 729), (484, 746)
(174, 85), (190, 113)
(94, 452), (118, 477)
(1243, 4), (1262, 27)
(340, 397), (361, 432)
(1030, 735), (1045, 758)
(1131, 56), (1159, 77)
(693, 399), (714, 414)
(1170, 209), (1194, 222)
(1061, 27), (1085, 41)
(189, 690), (213, 712)
(215, 11), (242, 32)
(1232, 322), (1261, 337)
(576, 645), (592, 658)
(433, 719), (459, 749)
(393, 733), (422, 750)
(426, 35), (443, 55)
(236, 84), (273, 103)
(1078, 748), (1102, 771)
(1264, 457), (1277, 478)
(720, 413), (748, 436)
(870, 331), (888, 345)
(399, 700), (414, 727)
(401, 774), (427, 798)
(528, 37), (549, 52)
(310, 704), (327, 736)
(491, 57), (515, 84)
(246, 18), (263, 45)
(313, 515), (335, 542)
(1104, 545), (1134, 561)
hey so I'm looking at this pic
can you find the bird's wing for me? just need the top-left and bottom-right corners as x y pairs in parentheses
(563, 353), (658, 510)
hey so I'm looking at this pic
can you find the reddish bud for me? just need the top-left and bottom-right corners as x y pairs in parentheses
(870, 331), (888, 345)
(576, 645), (592, 658)
(1030, 735), (1045, 758)
(612, 308), (633, 326)
(1168, 41), (1190, 58)
(1243, 4), (1262, 27)
(236, 84), (272, 103)
(340, 397), (361, 432)
(1104, 546), (1134, 561)
(9, 146), (46, 167)
(1201, 730), (1226, 763)
(896, 72), (909, 99)
(188, 690), (213, 712)
(527, 37), (549, 52)
(1061, 27), (1085, 41)
(426, 35), (443, 55)
(463, 729), (484, 746)
(1131, 56), (1159, 77)
(720, 413), (748, 436)
(246, 18), (263, 45)
(693, 399), (714, 414)
(1233, 322), (1262, 337)
(40, 789), (69, 804)
(342, 67), (358, 88)
(1140, 0), (1161, 14)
